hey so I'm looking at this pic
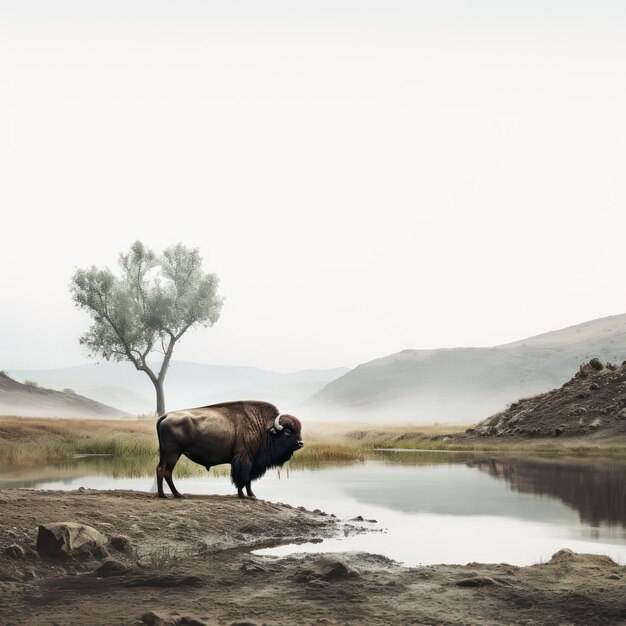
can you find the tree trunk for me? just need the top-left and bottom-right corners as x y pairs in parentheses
(154, 379), (166, 416)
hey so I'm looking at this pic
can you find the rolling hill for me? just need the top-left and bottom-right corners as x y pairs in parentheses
(8, 362), (349, 415)
(308, 314), (626, 424)
(0, 372), (129, 419)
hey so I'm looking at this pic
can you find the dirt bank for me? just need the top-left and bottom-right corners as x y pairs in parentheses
(450, 358), (626, 444)
(1, 489), (625, 625)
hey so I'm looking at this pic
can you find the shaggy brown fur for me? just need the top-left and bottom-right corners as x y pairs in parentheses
(156, 400), (303, 499)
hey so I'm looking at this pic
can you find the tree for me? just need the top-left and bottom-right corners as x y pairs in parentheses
(70, 241), (223, 416)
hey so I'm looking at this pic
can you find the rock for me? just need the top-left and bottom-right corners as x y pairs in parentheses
(5, 530), (18, 539)
(229, 622), (258, 626)
(617, 409), (626, 421)
(178, 618), (209, 626)
(550, 548), (575, 562)
(589, 358), (604, 371)
(456, 576), (499, 587)
(554, 427), (564, 437)
(93, 545), (110, 559)
(311, 558), (359, 582)
(570, 407), (587, 416)
(95, 559), (128, 577)
(25, 548), (40, 561)
(109, 535), (132, 554)
(22, 568), (37, 581)
(4, 544), (25, 560)
(240, 562), (267, 574)
(36, 522), (108, 559)
(238, 523), (262, 534)
(140, 611), (175, 625)
(590, 382), (601, 390)
(350, 516), (365, 522)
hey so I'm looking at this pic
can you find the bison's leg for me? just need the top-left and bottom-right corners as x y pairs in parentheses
(156, 461), (167, 498)
(231, 455), (252, 498)
(161, 453), (183, 498)
(245, 481), (256, 498)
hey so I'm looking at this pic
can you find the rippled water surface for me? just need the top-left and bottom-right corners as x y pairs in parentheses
(2, 452), (625, 566)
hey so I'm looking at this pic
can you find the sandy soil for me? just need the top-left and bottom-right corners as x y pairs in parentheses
(1, 489), (625, 626)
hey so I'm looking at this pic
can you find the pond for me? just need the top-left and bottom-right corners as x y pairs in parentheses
(2, 451), (625, 567)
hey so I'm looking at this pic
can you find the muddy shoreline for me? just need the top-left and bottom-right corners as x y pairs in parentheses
(1, 489), (625, 625)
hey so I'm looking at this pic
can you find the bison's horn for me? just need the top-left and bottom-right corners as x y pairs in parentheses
(274, 414), (284, 431)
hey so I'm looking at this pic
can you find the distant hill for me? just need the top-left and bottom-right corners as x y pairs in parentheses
(454, 358), (626, 443)
(8, 362), (349, 415)
(0, 372), (129, 419)
(307, 314), (626, 424)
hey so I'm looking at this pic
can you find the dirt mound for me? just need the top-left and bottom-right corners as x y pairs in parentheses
(0, 372), (129, 418)
(458, 359), (626, 441)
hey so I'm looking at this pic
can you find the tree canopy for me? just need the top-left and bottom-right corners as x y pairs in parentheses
(70, 241), (223, 415)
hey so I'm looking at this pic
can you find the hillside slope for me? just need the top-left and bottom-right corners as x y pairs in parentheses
(308, 314), (626, 423)
(455, 358), (626, 442)
(8, 362), (349, 414)
(0, 372), (129, 419)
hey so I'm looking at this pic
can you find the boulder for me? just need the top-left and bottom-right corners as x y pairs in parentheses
(589, 358), (604, 371)
(36, 522), (108, 559)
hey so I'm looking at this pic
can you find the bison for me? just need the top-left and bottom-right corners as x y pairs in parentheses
(156, 400), (304, 499)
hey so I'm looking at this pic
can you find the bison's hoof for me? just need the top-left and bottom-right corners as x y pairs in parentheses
(173, 493), (184, 499)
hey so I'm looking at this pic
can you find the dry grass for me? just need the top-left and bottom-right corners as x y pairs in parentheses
(1, 415), (626, 469)
(0, 416), (157, 465)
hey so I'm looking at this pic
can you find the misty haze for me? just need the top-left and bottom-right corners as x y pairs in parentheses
(2, 2), (626, 625)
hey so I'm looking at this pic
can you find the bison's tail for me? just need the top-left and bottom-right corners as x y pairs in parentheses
(156, 414), (168, 455)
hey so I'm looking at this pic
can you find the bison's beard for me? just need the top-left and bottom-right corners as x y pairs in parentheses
(247, 438), (296, 482)
(231, 436), (299, 488)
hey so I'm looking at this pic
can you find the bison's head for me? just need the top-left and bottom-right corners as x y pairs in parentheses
(269, 413), (304, 458)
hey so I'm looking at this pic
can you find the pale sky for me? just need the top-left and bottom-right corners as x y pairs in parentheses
(2, 1), (626, 372)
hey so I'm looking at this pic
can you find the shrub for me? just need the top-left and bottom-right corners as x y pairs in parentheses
(23, 380), (39, 388)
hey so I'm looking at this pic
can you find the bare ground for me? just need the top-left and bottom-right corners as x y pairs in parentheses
(1, 489), (625, 626)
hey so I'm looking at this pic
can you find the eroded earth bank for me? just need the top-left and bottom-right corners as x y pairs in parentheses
(1, 489), (625, 626)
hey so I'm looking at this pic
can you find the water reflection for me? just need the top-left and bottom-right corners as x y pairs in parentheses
(470, 457), (626, 527)
(2, 453), (626, 565)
